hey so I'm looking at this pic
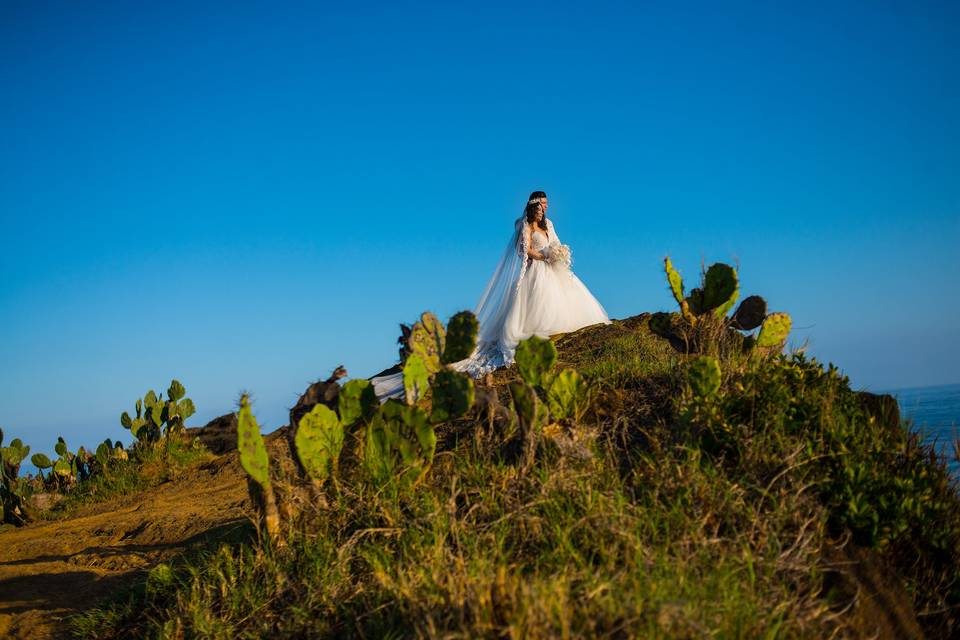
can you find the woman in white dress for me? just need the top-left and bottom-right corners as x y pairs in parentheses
(372, 191), (610, 400)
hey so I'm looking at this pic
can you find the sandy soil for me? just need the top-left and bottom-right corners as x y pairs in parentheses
(0, 453), (253, 639)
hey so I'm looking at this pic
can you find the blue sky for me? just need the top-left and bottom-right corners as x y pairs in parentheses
(2, 1), (958, 455)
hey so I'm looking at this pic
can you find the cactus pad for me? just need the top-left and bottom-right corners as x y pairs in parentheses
(688, 356), (722, 398)
(402, 353), (430, 405)
(31, 453), (53, 469)
(702, 263), (739, 318)
(338, 379), (378, 426)
(167, 380), (186, 403)
(409, 312), (446, 374)
(365, 400), (435, 488)
(730, 295), (767, 331)
(515, 335), (557, 387)
(756, 312), (792, 349)
(237, 395), (271, 488)
(429, 369), (475, 423)
(442, 311), (479, 364)
(664, 257), (685, 305)
(295, 403), (344, 484)
(547, 369), (589, 422)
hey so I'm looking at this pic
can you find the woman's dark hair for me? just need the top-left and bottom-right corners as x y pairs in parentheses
(524, 190), (549, 236)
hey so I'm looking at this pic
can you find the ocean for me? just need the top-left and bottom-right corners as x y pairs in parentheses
(886, 383), (960, 480)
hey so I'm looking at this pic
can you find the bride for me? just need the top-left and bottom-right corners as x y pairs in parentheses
(372, 191), (610, 400)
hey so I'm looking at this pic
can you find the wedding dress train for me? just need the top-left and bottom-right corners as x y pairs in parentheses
(371, 215), (610, 401)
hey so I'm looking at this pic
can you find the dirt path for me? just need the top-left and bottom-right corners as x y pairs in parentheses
(0, 453), (253, 639)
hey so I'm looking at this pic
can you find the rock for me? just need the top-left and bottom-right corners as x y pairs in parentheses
(187, 413), (238, 455)
(289, 366), (347, 433)
(858, 392), (900, 433)
(27, 492), (63, 513)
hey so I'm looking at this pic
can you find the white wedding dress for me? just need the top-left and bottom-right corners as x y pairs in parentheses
(371, 215), (610, 401)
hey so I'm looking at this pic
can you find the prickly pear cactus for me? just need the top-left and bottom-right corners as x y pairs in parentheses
(364, 400), (435, 490)
(1, 438), (29, 480)
(31, 453), (52, 470)
(236, 395), (280, 540)
(546, 369), (589, 422)
(756, 312), (792, 349)
(295, 403), (344, 485)
(702, 263), (739, 318)
(730, 295), (767, 331)
(54, 438), (68, 458)
(515, 335), (557, 387)
(409, 312), (446, 374)
(338, 379), (378, 426)
(402, 353), (431, 405)
(688, 356), (722, 398)
(167, 380), (186, 403)
(442, 311), (479, 364)
(429, 369), (475, 423)
(1, 439), (29, 466)
(664, 257), (685, 306)
(238, 396), (270, 488)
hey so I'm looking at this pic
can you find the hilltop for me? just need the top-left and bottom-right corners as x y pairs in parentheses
(2, 311), (959, 639)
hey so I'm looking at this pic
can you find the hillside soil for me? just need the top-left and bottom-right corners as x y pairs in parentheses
(0, 451), (255, 639)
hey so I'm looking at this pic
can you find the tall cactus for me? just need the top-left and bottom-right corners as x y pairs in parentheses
(237, 395), (280, 540)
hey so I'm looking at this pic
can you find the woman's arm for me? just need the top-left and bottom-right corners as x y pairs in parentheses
(524, 225), (545, 260)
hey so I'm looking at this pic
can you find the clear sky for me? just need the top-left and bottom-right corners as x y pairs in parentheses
(2, 1), (958, 455)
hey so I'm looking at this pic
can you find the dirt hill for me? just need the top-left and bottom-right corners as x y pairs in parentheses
(0, 446), (257, 638)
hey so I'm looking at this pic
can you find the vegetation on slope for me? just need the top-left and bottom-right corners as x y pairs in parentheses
(3, 259), (948, 639)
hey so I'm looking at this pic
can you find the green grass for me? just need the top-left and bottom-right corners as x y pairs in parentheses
(42, 436), (212, 519)
(71, 319), (960, 639)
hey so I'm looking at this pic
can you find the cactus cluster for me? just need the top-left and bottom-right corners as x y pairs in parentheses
(1, 428), (29, 526)
(365, 311), (480, 489)
(1, 435), (30, 481)
(654, 258), (792, 352)
(365, 400), (436, 490)
(506, 335), (592, 470)
(121, 380), (196, 444)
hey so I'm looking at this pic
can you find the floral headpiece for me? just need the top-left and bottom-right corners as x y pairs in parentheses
(527, 196), (546, 205)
